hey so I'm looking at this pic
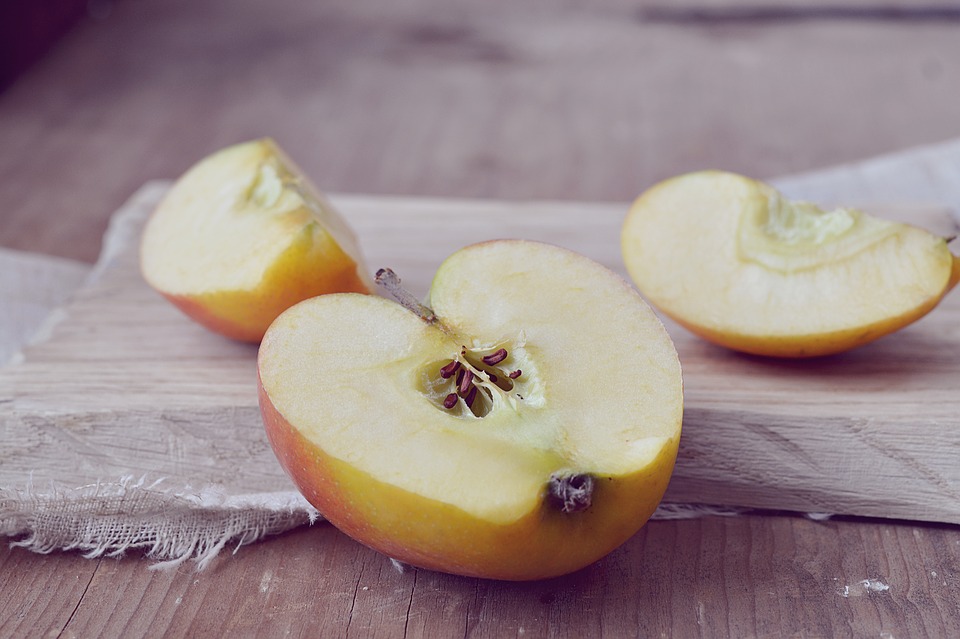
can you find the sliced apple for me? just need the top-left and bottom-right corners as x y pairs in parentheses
(140, 138), (370, 342)
(621, 171), (960, 357)
(258, 240), (683, 580)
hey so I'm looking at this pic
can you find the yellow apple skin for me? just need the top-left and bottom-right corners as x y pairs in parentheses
(679, 244), (960, 359)
(951, 251), (960, 292)
(665, 293), (956, 359)
(141, 138), (370, 343)
(622, 171), (960, 358)
(665, 242), (959, 358)
(259, 374), (679, 581)
(162, 227), (368, 343)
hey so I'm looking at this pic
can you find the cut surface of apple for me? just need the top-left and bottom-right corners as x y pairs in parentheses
(258, 240), (683, 580)
(141, 138), (370, 342)
(621, 171), (960, 358)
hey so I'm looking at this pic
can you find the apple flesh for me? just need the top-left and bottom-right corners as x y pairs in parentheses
(621, 171), (960, 358)
(140, 138), (370, 342)
(258, 240), (683, 580)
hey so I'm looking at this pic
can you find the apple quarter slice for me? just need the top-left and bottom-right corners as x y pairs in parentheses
(622, 171), (960, 357)
(141, 138), (370, 342)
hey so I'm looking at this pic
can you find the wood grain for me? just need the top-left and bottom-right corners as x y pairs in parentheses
(3, 0), (960, 264)
(4, 1), (960, 636)
(639, 1), (960, 23)
(4, 514), (959, 638)
(0, 543), (100, 638)
(3, 183), (959, 526)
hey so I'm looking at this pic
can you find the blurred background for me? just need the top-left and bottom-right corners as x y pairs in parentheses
(2, 0), (959, 263)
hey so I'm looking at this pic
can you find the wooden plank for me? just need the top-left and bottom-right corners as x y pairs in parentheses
(22, 516), (957, 637)
(0, 248), (90, 366)
(0, 544), (100, 637)
(1, 1), (959, 635)
(4, 0), (960, 265)
(2, 183), (959, 526)
(639, 1), (960, 22)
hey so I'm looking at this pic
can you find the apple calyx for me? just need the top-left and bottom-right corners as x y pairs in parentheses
(548, 473), (595, 513)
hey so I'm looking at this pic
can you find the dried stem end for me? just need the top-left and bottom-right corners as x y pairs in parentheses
(375, 268), (436, 323)
(547, 473), (595, 514)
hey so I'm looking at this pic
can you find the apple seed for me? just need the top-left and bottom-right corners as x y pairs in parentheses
(439, 360), (461, 379)
(464, 384), (479, 408)
(458, 369), (475, 395)
(482, 348), (508, 365)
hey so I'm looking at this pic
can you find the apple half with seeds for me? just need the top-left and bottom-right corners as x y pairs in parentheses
(622, 171), (960, 357)
(141, 138), (370, 342)
(258, 240), (683, 580)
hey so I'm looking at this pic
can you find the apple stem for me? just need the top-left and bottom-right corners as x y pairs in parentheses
(548, 473), (595, 514)
(375, 268), (436, 323)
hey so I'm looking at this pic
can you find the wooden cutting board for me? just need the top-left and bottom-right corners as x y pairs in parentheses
(2, 181), (959, 523)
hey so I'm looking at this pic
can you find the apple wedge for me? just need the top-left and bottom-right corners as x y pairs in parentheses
(622, 171), (960, 357)
(141, 138), (370, 342)
(258, 241), (683, 580)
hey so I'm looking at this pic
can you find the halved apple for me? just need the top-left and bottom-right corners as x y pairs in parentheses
(140, 138), (370, 342)
(258, 240), (683, 580)
(621, 171), (960, 357)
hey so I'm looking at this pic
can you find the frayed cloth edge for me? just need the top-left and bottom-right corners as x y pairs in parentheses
(2, 476), (772, 570)
(0, 476), (320, 571)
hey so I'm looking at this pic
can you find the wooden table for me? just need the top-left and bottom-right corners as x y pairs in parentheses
(3, 1), (960, 636)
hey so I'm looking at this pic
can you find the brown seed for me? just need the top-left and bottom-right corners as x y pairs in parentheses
(440, 360), (461, 379)
(487, 373), (498, 383)
(443, 393), (458, 409)
(482, 348), (508, 365)
(489, 374), (514, 392)
(464, 385), (478, 407)
(508, 369), (522, 379)
(459, 369), (474, 395)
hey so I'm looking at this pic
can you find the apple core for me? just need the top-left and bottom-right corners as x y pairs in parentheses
(376, 268), (601, 514)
